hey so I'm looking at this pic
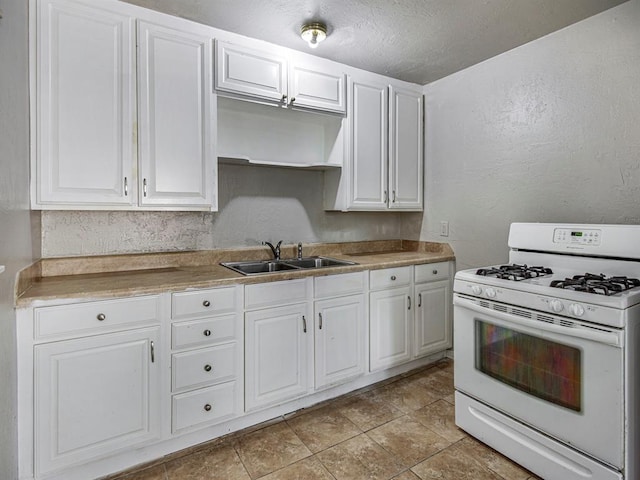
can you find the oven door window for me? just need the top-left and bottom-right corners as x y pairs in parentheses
(475, 320), (582, 412)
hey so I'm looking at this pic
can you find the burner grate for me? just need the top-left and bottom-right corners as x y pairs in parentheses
(550, 273), (640, 296)
(476, 264), (553, 281)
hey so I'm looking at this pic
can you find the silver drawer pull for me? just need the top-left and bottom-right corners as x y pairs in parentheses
(203, 329), (211, 337)
(96, 313), (106, 321)
(204, 403), (212, 412)
(202, 300), (211, 307)
(390, 275), (397, 281)
(150, 341), (155, 363)
(204, 364), (212, 372)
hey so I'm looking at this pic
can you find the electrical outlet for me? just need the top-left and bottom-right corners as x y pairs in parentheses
(440, 221), (449, 237)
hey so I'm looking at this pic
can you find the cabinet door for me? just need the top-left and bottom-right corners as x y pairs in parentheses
(389, 86), (423, 210)
(370, 287), (412, 371)
(289, 63), (346, 114)
(215, 40), (287, 102)
(245, 304), (311, 411)
(348, 77), (389, 210)
(315, 294), (365, 389)
(137, 21), (216, 209)
(36, 0), (135, 206)
(34, 327), (160, 476)
(414, 280), (452, 358)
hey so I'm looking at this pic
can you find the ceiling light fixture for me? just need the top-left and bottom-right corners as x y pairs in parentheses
(300, 22), (327, 49)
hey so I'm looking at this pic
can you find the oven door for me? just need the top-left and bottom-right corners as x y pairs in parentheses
(454, 294), (624, 469)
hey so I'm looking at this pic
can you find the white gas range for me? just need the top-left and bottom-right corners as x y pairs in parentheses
(453, 223), (640, 480)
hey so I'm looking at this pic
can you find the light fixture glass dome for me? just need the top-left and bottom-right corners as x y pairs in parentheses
(300, 22), (327, 49)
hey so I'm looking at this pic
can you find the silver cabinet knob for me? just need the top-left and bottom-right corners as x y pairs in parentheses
(203, 329), (211, 337)
(390, 275), (397, 281)
(204, 404), (212, 412)
(204, 364), (212, 372)
(202, 300), (211, 307)
(96, 313), (106, 321)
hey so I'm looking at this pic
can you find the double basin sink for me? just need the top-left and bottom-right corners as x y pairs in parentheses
(221, 256), (357, 276)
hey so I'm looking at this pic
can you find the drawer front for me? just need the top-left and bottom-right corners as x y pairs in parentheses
(172, 343), (237, 392)
(172, 381), (237, 433)
(172, 314), (238, 350)
(370, 266), (412, 290)
(245, 278), (310, 310)
(414, 262), (450, 284)
(34, 296), (160, 340)
(314, 271), (366, 299)
(172, 287), (238, 319)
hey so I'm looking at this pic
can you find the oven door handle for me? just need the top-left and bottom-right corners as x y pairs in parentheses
(454, 295), (622, 347)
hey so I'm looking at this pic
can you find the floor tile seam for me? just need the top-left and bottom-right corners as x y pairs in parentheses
(252, 454), (338, 480)
(359, 429), (439, 470)
(447, 439), (511, 479)
(313, 440), (411, 479)
(227, 442), (254, 480)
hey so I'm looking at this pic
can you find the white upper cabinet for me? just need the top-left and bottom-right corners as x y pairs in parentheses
(35, 0), (136, 207)
(32, 0), (217, 211)
(389, 86), (424, 210)
(137, 21), (216, 209)
(324, 73), (424, 212)
(288, 63), (346, 114)
(215, 41), (287, 103)
(349, 77), (389, 209)
(215, 40), (346, 115)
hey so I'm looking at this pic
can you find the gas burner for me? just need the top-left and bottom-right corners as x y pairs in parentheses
(550, 273), (640, 296)
(476, 264), (553, 281)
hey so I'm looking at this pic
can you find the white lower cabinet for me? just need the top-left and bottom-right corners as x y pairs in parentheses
(314, 272), (366, 389)
(32, 298), (162, 477)
(245, 299), (312, 411)
(170, 286), (243, 434)
(20, 263), (452, 479)
(413, 262), (453, 358)
(369, 285), (413, 371)
(370, 264), (452, 370)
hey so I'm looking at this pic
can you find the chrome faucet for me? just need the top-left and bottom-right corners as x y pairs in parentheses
(297, 242), (303, 260)
(263, 240), (282, 260)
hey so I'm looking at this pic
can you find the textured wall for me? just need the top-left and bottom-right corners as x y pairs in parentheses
(42, 164), (422, 257)
(0, 0), (37, 478)
(420, 0), (640, 271)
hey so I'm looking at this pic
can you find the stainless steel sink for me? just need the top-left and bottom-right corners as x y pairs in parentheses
(220, 260), (299, 275)
(283, 256), (356, 269)
(221, 256), (357, 276)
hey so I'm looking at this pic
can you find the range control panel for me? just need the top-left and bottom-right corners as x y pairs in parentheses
(553, 228), (601, 246)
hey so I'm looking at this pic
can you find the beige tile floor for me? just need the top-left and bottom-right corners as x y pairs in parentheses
(107, 360), (541, 480)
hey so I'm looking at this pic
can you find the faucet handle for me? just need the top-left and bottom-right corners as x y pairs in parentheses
(297, 242), (303, 260)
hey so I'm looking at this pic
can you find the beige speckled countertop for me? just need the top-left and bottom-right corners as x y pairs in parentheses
(16, 240), (455, 308)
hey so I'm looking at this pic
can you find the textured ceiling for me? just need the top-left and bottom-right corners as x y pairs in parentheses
(121, 0), (627, 84)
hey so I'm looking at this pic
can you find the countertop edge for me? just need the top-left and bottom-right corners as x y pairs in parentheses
(16, 240), (455, 308)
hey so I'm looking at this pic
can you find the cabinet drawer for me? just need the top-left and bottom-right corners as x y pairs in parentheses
(245, 278), (310, 310)
(172, 382), (237, 433)
(414, 262), (450, 283)
(34, 296), (160, 340)
(315, 271), (365, 299)
(370, 266), (412, 290)
(172, 287), (238, 319)
(172, 314), (238, 350)
(172, 343), (237, 392)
